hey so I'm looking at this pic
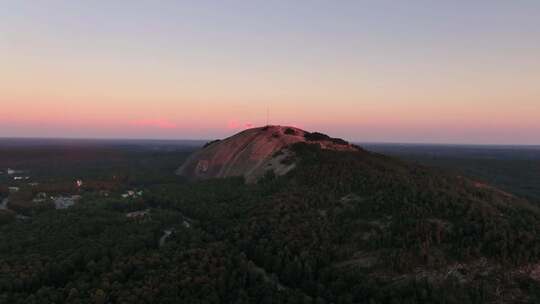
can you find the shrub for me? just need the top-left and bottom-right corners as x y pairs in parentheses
(304, 132), (331, 141)
(284, 128), (297, 135)
(0, 209), (15, 225)
(330, 138), (349, 145)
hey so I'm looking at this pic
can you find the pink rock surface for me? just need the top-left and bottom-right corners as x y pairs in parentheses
(176, 125), (358, 183)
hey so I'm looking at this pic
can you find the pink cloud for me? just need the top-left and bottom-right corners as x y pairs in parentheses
(227, 120), (255, 130)
(131, 119), (177, 129)
(227, 120), (240, 129)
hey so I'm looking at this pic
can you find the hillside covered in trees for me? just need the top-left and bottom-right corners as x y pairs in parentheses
(1, 140), (540, 303)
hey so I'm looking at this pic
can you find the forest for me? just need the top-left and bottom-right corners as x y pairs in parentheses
(1, 140), (540, 303)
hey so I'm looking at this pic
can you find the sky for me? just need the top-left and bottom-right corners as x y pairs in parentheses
(1, 1), (539, 144)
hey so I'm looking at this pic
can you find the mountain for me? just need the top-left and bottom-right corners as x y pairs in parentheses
(172, 126), (540, 303)
(2, 127), (540, 303)
(176, 125), (358, 183)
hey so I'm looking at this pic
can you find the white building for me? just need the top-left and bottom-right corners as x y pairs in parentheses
(126, 209), (150, 220)
(122, 190), (143, 199)
(75, 179), (83, 187)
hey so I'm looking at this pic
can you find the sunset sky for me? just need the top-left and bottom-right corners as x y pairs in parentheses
(1, 1), (539, 144)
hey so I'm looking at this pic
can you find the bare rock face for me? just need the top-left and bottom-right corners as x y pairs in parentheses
(176, 125), (358, 183)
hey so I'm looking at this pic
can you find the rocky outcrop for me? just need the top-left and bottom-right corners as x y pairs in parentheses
(176, 125), (358, 183)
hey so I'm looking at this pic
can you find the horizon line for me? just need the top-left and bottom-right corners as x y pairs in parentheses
(0, 136), (538, 148)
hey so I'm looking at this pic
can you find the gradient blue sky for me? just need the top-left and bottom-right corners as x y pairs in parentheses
(1, 1), (539, 144)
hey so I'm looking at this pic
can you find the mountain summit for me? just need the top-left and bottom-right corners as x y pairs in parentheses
(176, 125), (359, 183)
